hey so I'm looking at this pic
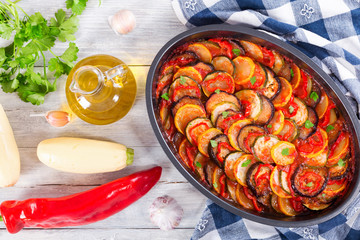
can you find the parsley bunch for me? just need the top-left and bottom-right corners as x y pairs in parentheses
(0, 0), (88, 105)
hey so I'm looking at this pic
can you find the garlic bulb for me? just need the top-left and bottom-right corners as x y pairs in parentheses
(45, 111), (70, 127)
(108, 10), (136, 35)
(149, 195), (184, 231)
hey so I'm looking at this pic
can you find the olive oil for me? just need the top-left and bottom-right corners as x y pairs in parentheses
(66, 55), (137, 125)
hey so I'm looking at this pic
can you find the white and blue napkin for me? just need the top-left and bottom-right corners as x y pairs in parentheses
(171, 0), (360, 239)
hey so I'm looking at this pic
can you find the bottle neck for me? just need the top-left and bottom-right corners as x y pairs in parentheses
(70, 66), (105, 95)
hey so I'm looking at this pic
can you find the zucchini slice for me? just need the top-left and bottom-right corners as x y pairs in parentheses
(272, 77), (293, 108)
(168, 76), (200, 99)
(237, 124), (265, 153)
(305, 83), (321, 108)
(197, 128), (223, 157)
(215, 109), (243, 132)
(276, 119), (299, 142)
(233, 154), (256, 186)
(173, 66), (203, 84)
(227, 119), (253, 150)
(205, 91), (241, 114)
(193, 152), (209, 182)
(271, 141), (297, 166)
(235, 90), (262, 120)
(226, 178), (238, 202)
(224, 151), (245, 181)
(302, 198), (331, 211)
(235, 184), (255, 210)
(271, 50), (285, 74)
(185, 117), (213, 146)
(233, 56), (256, 85)
(252, 135), (279, 164)
(171, 96), (203, 117)
(200, 41), (222, 57)
(212, 56), (235, 75)
(242, 63), (267, 90)
(279, 170), (292, 195)
(260, 68), (281, 100)
(202, 71), (235, 97)
(290, 63), (301, 90)
(192, 61), (214, 79)
(178, 139), (197, 171)
(187, 43), (212, 63)
(291, 164), (328, 197)
(212, 166), (225, 194)
(156, 73), (172, 99)
(290, 97), (308, 126)
(255, 95), (275, 126)
(267, 110), (285, 135)
(271, 194), (282, 213)
(315, 90), (329, 119)
(323, 179), (347, 196)
(270, 166), (292, 198)
(239, 40), (263, 63)
(302, 147), (328, 167)
(208, 134), (233, 167)
(277, 60), (292, 81)
(172, 85), (201, 102)
(278, 197), (297, 216)
(205, 160), (217, 186)
(210, 101), (240, 124)
(327, 132), (350, 166)
(298, 107), (319, 140)
(174, 104), (206, 134)
(328, 157), (349, 180)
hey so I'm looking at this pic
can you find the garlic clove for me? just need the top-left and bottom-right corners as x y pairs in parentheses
(45, 111), (70, 127)
(108, 10), (136, 35)
(149, 195), (184, 231)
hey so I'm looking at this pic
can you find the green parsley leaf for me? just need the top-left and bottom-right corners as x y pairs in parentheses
(66, 0), (88, 15)
(305, 120), (314, 129)
(180, 76), (186, 85)
(306, 182), (313, 187)
(0, 215), (2, 221)
(267, 124), (272, 128)
(213, 182), (218, 189)
(241, 159), (251, 167)
(60, 42), (79, 65)
(0, 23), (14, 40)
(160, 93), (169, 101)
(338, 159), (345, 167)
(210, 140), (218, 148)
(281, 148), (290, 156)
(222, 111), (229, 118)
(290, 68), (294, 78)
(322, 193), (326, 197)
(50, 10), (79, 42)
(289, 105), (295, 114)
(232, 48), (241, 56)
(250, 76), (256, 86)
(326, 125), (334, 132)
(195, 161), (202, 168)
(215, 89), (220, 94)
(310, 91), (319, 102)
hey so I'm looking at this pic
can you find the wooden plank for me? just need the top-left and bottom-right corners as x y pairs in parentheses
(0, 228), (195, 240)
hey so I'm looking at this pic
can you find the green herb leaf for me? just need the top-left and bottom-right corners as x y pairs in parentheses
(213, 182), (218, 189)
(241, 159), (251, 167)
(180, 76), (186, 85)
(0, 215), (2, 221)
(267, 124), (272, 128)
(250, 76), (256, 86)
(281, 148), (290, 156)
(338, 159), (345, 167)
(210, 140), (218, 148)
(66, 0), (88, 15)
(289, 105), (295, 114)
(305, 120), (314, 129)
(326, 125), (334, 132)
(215, 89), (220, 94)
(306, 182), (313, 187)
(232, 48), (241, 56)
(160, 93), (169, 101)
(195, 161), (202, 168)
(222, 111), (229, 118)
(310, 91), (319, 102)
(290, 68), (294, 78)
(322, 193), (326, 197)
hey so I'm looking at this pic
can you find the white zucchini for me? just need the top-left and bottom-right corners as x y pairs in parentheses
(0, 104), (20, 187)
(37, 137), (134, 174)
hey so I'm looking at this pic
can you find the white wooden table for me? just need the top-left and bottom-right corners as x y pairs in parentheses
(0, 0), (208, 239)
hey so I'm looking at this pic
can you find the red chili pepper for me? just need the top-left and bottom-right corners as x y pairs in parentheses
(289, 198), (303, 212)
(240, 100), (253, 118)
(172, 85), (201, 102)
(243, 187), (262, 212)
(327, 177), (346, 186)
(208, 38), (233, 58)
(299, 171), (323, 194)
(189, 122), (210, 145)
(308, 129), (324, 146)
(0, 167), (162, 234)
(186, 145), (198, 171)
(244, 132), (264, 152)
(328, 131), (346, 159)
(202, 74), (234, 93)
(161, 55), (196, 75)
(278, 96), (299, 118)
(219, 175), (228, 198)
(296, 70), (309, 99)
(216, 142), (235, 163)
(245, 64), (265, 89)
(222, 113), (244, 134)
(165, 116), (176, 141)
(319, 101), (335, 127)
(254, 164), (274, 186)
(261, 47), (275, 68)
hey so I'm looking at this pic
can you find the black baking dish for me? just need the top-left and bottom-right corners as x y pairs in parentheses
(145, 24), (360, 227)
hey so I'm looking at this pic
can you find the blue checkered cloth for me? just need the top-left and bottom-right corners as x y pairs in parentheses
(171, 0), (360, 239)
